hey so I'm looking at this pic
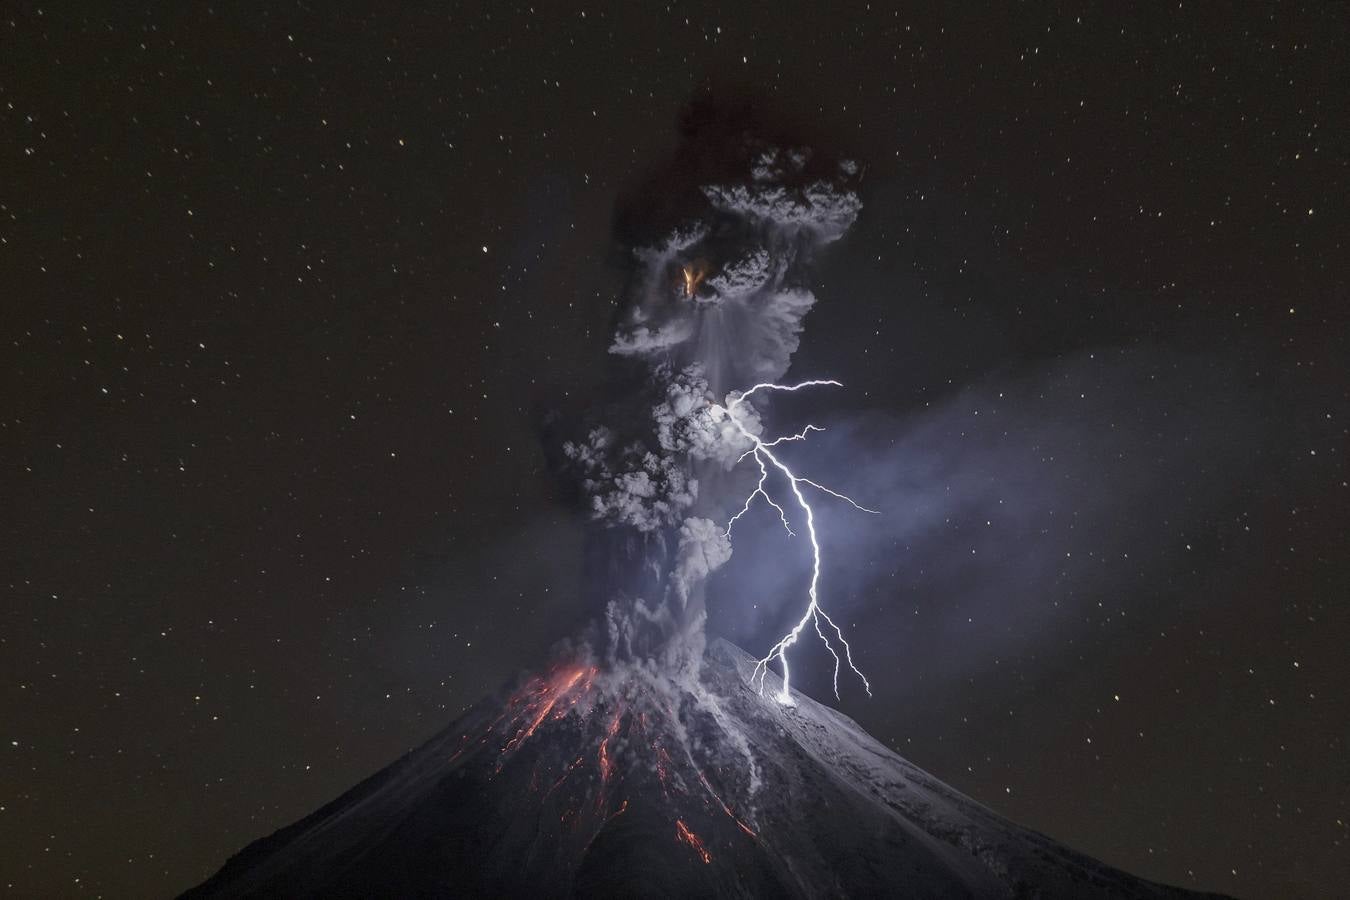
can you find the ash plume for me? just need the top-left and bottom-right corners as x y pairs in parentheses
(562, 118), (863, 672)
(608, 145), (861, 394)
(186, 107), (1226, 900)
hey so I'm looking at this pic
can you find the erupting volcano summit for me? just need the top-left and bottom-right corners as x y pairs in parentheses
(187, 111), (1225, 900)
(185, 641), (1218, 899)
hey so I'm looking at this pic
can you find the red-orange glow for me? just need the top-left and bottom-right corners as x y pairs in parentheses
(680, 261), (708, 298)
(543, 754), (586, 799)
(595, 705), (625, 813)
(450, 685), (532, 766)
(456, 669), (760, 863)
(675, 819), (712, 864)
(501, 666), (592, 757)
(698, 771), (757, 838)
(597, 706), (624, 785)
(447, 734), (471, 765)
(654, 746), (675, 798)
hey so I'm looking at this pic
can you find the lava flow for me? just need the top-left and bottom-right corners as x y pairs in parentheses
(675, 818), (712, 864)
(444, 662), (759, 870)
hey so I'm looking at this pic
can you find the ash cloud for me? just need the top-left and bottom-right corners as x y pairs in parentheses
(609, 144), (862, 393)
(705, 344), (1294, 698)
(557, 103), (863, 666)
(671, 516), (733, 610)
(564, 424), (698, 533)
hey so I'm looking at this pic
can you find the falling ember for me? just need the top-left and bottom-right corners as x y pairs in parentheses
(674, 819), (712, 864)
(680, 260), (708, 299)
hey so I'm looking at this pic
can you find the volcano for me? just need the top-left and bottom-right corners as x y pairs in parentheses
(184, 639), (1218, 899)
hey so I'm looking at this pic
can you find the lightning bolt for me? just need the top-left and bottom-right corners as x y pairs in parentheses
(715, 380), (879, 705)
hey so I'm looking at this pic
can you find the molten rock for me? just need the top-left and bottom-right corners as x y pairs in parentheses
(184, 640), (1222, 899)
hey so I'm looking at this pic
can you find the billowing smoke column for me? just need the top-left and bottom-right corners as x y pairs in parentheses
(416, 118), (881, 877)
(564, 130), (872, 700)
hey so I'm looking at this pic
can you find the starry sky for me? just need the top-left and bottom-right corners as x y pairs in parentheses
(3, 3), (1347, 898)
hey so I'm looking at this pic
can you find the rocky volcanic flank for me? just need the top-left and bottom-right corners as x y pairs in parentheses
(184, 639), (1221, 899)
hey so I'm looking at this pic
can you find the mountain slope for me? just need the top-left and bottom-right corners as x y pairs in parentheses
(184, 639), (1222, 899)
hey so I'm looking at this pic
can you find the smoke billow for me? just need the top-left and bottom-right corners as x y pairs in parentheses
(561, 115), (863, 675)
(608, 146), (861, 393)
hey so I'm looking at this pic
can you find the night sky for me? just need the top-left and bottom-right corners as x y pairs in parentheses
(4, 4), (1348, 898)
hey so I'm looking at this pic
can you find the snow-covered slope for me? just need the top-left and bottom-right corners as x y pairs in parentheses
(184, 639), (1223, 899)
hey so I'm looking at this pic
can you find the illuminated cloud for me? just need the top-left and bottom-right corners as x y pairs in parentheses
(568, 137), (865, 662)
(608, 145), (861, 388)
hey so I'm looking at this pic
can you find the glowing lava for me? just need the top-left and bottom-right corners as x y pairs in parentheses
(500, 665), (595, 759)
(675, 818), (712, 864)
(447, 668), (759, 868)
(594, 704), (624, 812)
(716, 380), (880, 704)
(698, 770), (756, 838)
